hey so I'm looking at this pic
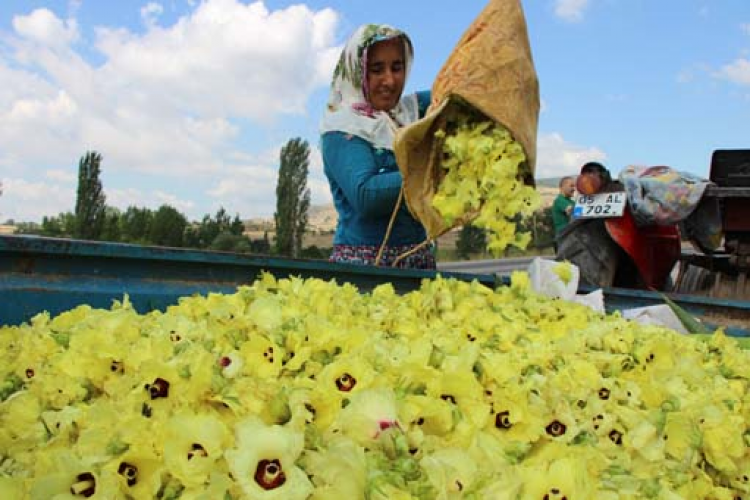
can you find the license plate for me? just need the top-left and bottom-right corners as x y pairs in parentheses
(572, 192), (627, 219)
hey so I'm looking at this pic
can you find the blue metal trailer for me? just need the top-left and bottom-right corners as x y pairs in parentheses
(1, 235), (748, 336)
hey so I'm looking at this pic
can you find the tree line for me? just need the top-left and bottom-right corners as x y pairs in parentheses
(14, 139), (318, 258)
(11, 139), (555, 260)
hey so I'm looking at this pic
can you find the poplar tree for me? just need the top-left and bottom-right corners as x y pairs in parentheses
(274, 138), (310, 257)
(74, 151), (107, 240)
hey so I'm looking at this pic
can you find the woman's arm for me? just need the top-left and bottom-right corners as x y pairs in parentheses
(416, 90), (431, 118)
(322, 132), (403, 219)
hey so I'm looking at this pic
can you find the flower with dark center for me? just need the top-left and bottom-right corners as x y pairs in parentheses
(147, 378), (170, 399)
(219, 356), (232, 367)
(441, 394), (456, 404)
(609, 429), (623, 445)
(542, 488), (568, 500)
(187, 443), (208, 460)
(117, 462), (138, 487)
(598, 388), (610, 400)
(592, 414), (604, 430)
(262, 347), (275, 363)
(495, 410), (512, 429)
(621, 357), (635, 371)
(110, 360), (124, 373)
(545, 420), (567, 437)
(25, 368), (34, 379)
(335, 373), (357, 392)
(70, 472), (96, 497)
(254, 459), (286, 490)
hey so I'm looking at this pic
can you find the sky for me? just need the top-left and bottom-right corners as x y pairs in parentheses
(0, 0), (748, 224)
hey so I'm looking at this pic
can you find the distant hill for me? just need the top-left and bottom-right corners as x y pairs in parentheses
(535, 177), (562, 188)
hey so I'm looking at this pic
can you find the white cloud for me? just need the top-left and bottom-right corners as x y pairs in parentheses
(0, 1), (342, 222)
(194, 141), (331, 219)
(106, 187), (196, 214)
(94, 1), (339, 121)
(554, 0), (590, 23)
(141, 3), (164, 27)
(742, 23), (750, 35)
(12, 8), (79, 48)
(45, 169), (76, 183)
(535, 132), (607, 178)
(0, 178), (75, 221)
(716, 58), (750, 86)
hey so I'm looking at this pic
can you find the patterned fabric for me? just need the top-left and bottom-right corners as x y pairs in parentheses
(618, 165), (711, 226)
(319, 24), (421, 151)
(329, 243), (436, 270)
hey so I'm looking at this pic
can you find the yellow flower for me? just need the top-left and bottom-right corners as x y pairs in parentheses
(510, 270), (531, 293)
(727, 455), (750, 492)
(0, 477), (25, 500)
(304, 436), (367, 500)
(699, 409), (744, 473)
(425, 369), (489, 429)
(519, 454), (594, 499)
(662, 412), (701, 463)
(41, 406), (83, 443)
(486, 387), (545, 446)
(29, 449), (121, 499)
(248, 295), (284, 333)
(420, 448), (478, 497)
(180, 471), (234, 500)
(538, 400), (581, 445)
(331, 387), (401, 447)
(239, 334), (284, 379)
(163, 413), (231, 488)
(623, 417), (665, 463)
(317, 354), (377, 396)
(0, 391), (46, 456)
(401, 394), (455, 439)
(225, 417), (312, 500)
(104, 444), (164, 499)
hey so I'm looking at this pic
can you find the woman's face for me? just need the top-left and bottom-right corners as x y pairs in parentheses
(365, 38), (406, 112)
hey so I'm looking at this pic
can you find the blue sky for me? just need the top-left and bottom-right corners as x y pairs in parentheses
(0, 0), (748, 223)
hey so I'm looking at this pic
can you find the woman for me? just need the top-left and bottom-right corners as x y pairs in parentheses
(320, 24), (435, 269)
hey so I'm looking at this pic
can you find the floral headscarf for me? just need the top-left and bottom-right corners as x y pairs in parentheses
(320, 24), (421, 151)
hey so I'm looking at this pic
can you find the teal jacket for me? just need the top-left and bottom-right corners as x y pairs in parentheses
(322, 91), (431, 246)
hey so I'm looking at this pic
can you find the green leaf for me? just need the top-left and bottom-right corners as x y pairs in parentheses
(659, 293), (712, 334)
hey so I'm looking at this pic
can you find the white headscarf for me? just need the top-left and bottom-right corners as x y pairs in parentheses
(320, 24), (421, 151)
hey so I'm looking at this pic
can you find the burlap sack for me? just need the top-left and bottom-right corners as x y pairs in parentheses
(394, 0), (540, 239)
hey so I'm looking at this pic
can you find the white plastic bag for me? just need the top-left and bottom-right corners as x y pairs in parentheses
(572, 289), (605, 314)
(527, 257), (579, 301)
(621, 304), (688, 334)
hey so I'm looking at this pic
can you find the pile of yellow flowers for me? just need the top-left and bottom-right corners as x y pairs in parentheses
(1, 272), (749, 499)
(431, 117), (541, 256)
